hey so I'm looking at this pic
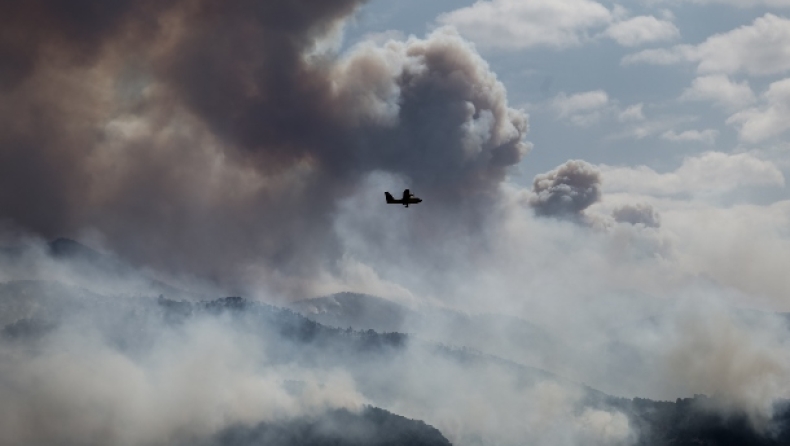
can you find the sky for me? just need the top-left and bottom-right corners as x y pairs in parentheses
(322, 0), (790, 310)
(346, 0), (790, 185)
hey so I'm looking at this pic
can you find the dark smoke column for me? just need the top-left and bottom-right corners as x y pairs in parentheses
(0, 1), (529, 292)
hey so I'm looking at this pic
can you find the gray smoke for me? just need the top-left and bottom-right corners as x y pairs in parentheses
(530, 160), (602, 218)
(0, 1), (528, 294)
(612, 204), (661, 228)
(0, 240), (639, 446)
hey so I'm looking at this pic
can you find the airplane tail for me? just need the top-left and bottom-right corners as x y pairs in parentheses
(385, 192), (396, 203)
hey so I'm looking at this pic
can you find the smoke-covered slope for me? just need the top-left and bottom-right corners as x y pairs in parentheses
(206, 407), (451, 446)
(292, 292), (564, 368)
(611, 396), (790, 446)
(0, 280), (448, 445)
(293, 292), (412, 333)
(292, 292), (790, 446)
(3, 279), (790, 445)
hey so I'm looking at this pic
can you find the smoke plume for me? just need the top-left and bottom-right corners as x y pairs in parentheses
(612, 204), (661, 228)
(0, 0), (528, 293)
(530, 160), (602, 218)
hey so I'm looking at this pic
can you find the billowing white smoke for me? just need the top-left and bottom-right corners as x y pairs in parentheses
(659, 298), (790, 427)
(0, 240), (640, 446)
(612, 204), (661, 228)
(0, 311), (364, 445)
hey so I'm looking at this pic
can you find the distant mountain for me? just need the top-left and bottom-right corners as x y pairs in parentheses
(611, 396), (790, 446)
(292, 292), (565, 372)
(47, 237), (106, 263)
(293, 292), (411, 333)
(205, 407), (451, 446)
(0, 280), (447, 446)
(0, 282), (409, 363)
(2, 281), (790, 445)
(45, 238), (209, 301)
(292, 292), (790, 445)
(0, 279), (106, 327)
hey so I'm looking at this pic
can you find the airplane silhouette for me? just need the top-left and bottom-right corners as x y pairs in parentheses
(385, 189), (422, 208)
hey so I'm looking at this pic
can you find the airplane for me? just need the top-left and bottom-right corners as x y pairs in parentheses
(385, 189), (422, 207)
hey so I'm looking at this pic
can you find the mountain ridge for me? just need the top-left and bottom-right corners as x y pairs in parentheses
(2, 279), (789, 445)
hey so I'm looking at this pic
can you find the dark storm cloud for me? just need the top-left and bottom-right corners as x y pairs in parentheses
(0, 0), (529, 293)
(529, 160), (601, 218)
(612, 204), (661, 228)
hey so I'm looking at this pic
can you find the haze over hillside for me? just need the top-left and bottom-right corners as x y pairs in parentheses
(0, 240), (788, 445)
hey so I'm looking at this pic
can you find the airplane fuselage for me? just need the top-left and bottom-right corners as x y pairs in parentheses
(385, 189), (422, 207)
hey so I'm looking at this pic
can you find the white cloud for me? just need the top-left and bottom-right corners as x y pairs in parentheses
(549, 94), (654, 130)
(438, 2), (682, 50)
(661, 129), (719, 144)
(727, 78), (790, 143)
(550, 96), (706, 139)
(693, 14), (790, 75)
(609, 115), (697, 140)
(601, 151), (785, 196)
(550, 90), (611, 126)
(358, 30), (407, 46)
(749, 142), (790, 172)
(437, 0), (612, 49)
(623, 14), (790, 76)
(621, 45), (695, 66)
(659, 9), (676, 21)
(618, 103), (645, 122)
(680, 75), (756, 111)
(552, 90), (609, 116)
(670, 0), (790, 6)
(604, 15), (680, 47)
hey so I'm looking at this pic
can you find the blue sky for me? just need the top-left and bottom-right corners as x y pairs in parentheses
(344, 0), (790, 192)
